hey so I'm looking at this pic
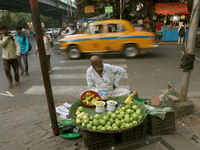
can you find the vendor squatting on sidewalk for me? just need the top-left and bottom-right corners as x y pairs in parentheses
(86, 55), (130, 97)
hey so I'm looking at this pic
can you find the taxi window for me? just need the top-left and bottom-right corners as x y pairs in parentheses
(88, 24), (103, 34)
(108, 24), (126, 33)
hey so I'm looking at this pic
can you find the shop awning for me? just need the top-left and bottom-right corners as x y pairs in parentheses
(77, 18), (96, 22)
(155, 2), (190, 16)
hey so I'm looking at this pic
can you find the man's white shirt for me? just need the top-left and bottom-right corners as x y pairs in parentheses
(86, 63), (126, 93)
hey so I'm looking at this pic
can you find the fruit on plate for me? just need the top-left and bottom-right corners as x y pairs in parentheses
(75, 103), (143, 131)
(82, 92), (99, 105)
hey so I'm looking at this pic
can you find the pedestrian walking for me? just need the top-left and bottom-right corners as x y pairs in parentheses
(178, 24), (186, 45)
(16, 26), (30, 76)
(157, 22), (162, 31)
(0, 25), (21, 88)
(35, 29), (52, 74)
(53, 28), (57, 39)
(78, 25), (86, 34)
(60, 28), (66, 38)
(150, 22), (156, 33)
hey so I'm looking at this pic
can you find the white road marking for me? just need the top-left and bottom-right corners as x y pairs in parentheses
(52, 64), (127, 70)
(60, 59), (126, 63)
(40, 73), (128, 79)
(24, 85), (130, 95)
(195, 57), (200, 61)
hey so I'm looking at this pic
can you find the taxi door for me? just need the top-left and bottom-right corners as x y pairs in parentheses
(105, 23), (127, 51)
(86, 24), (106, 52)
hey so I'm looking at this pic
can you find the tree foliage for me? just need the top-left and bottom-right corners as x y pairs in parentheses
(0, 11), (61, 29)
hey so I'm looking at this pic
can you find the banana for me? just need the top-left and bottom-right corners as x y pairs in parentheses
(124, 91), (136, 105)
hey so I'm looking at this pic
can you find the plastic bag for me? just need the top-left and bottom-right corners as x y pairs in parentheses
(160, 83), (179, 105)
(61, 119), (76, 127)
(98, 90), (108, 101)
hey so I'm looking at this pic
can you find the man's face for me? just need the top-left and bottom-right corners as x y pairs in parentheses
(1, 28), (8, 36)
(16, 29), (22, 35)
(93, 59), (103, 71)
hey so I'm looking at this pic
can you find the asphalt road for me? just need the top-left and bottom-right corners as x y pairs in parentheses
(0, 36), (200, 111)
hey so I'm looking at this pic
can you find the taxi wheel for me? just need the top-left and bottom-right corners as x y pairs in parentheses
(124, 44), (139, 58)
(68, 45), (82, 59)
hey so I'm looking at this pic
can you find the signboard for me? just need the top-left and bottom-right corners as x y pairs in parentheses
(84, 5), (95, 13)
(105, 6), (113, 13)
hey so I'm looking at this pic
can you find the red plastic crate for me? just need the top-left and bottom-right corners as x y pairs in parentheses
(147, 111), (176, 135)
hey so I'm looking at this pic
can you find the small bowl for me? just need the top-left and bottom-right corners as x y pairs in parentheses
(80, 90), (101, 107)
(94, 101), (105, 113)
(106, 100), (117, 112)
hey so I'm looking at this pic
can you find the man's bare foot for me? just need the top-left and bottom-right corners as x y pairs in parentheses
(15, 82), (20, 86)
(8, 81), (13, 88)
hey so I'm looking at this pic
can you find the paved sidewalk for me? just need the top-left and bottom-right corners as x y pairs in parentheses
(1, 99), (200, 150)
(0, 102), (86, 150)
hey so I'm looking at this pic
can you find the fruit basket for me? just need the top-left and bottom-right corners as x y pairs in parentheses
(69, 95), (147, 133)
(80, 90), (101, 107)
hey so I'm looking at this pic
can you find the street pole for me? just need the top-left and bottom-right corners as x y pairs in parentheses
(67, 0), (70, 17)
(29, 0), (59, 136)
(179, 0), (200, 101)
(62, 14), (63, 28)
(120, 0), (122, 20)
(70, 0), (72, 22)
(7, 10), (10, 29)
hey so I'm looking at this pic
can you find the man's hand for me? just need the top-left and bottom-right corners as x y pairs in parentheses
(35, 50), (38, 56)
(15, 55), (19, 59)
(45, 34), (50, 41)
(7, 34), (12, 38)
(24, 52), (28, 55)
(113, 85), (116, 90)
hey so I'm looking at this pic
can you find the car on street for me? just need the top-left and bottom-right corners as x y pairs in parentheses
(59, 20), (157, 59)
(45, 28), (54, 36)
(56, 28), (62, 35)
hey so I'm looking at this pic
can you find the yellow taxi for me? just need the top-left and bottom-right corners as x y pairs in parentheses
(59, 20), (157, 59)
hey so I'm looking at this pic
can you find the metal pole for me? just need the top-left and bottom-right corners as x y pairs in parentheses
(62, 14), (64, 28)
(67, 0), (70, 17)
(179, 0), (200, 101)
(120, 0), (122, 20)
(29, 0), (59, 136)
(7, 10), (10, 29)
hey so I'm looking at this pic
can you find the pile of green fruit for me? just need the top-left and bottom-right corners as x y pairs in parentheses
(82, 92), (99, 106)
(75, 101), (143, 131)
